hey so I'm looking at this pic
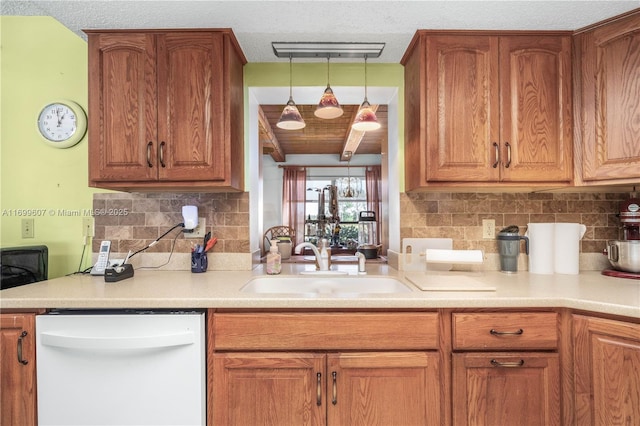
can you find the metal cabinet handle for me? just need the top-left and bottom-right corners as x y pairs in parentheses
(159, 141), (166, 168)
(505, 142), (512, 168)
(492, 142), (500, 168)
(490, 328), (524, 336)
(17, 331), (28, 365)
(491, 359), (525, 367)
(331, 371), (337, 405)
(316, 373), (322, 406)
(146, 142), (154, 168)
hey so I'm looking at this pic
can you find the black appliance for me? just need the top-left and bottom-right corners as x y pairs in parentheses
(1, 245), (48, 290)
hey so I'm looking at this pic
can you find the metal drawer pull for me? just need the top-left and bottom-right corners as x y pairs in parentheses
(492, 142), (500, 168)
(331, 371), (337, 405)
(159, 141), (166, 168)
(505, 142), (512, 168)
(490, 328), (524, 336)
(316, 373), (322, 406)
(491, 359), (525, 367)
(17, 331), (28, 365)
(146, 141), (153, 167)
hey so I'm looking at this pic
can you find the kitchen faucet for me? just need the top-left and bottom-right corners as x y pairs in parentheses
(294, 242), (329, 271)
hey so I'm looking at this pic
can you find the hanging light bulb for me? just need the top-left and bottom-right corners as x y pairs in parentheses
(314, 56), (343, 119)
(352, 55), (381, 131)
(277, 55), (306, 130)
(337, 151), (363, 198)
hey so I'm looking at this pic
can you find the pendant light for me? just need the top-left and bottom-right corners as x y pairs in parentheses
(352, 55), (381, 131)
(314, 56), (343, 119)
(277, 55), (306, 130)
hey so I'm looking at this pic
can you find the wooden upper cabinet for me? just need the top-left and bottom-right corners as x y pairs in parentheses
(425, 35), (500, 182)
(499, 36), (573, 182)
(87, 29), (246, 191)
(576, 10), (640, 184)
(88, 33), (157, 182)
(403, 31), (572, 190)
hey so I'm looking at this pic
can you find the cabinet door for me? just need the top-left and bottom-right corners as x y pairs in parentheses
(212, 352), (325, 426)
(499, 36), (573, 182)
(426, 35), (500, 182)
(573, 315), (640, 425)
(580, 12), (640, 181)
(0, 314), (37, 426)
(452, 352), (560, 426)
(157, 32), (226, 181)
(327, 352), (441, 426)
(88, 33), (158, 182)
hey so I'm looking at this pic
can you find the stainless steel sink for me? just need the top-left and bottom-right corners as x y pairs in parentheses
(241, 276), (413, 296)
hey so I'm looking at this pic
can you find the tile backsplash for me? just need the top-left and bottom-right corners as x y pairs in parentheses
(93, 192), (249, 256)
(400, 192), (629, 254)
(94, 191), (631, 270)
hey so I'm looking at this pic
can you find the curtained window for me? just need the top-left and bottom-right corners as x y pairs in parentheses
(281, 167), (306, 246)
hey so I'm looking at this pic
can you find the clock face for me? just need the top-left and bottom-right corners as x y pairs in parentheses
(37, 101), (87, 148)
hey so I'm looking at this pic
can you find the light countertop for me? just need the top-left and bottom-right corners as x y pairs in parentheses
(1, 264), (639, 318)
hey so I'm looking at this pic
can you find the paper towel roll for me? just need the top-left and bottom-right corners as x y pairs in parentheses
(554, 223), (586, 274)
(527, 223), (555, 274)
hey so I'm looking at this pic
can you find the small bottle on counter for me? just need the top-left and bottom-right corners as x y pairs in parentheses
(266, 240), (281, 275)
(318, 238), (331, 270)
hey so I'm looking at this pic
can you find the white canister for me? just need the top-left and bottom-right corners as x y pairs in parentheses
(526, 223), (555, 274)
(554, 223), (587, 274)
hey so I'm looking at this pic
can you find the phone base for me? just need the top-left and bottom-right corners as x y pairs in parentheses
(104, 264), (134, 282)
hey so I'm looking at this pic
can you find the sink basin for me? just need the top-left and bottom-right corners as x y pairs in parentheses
(241, 276), (413, 296)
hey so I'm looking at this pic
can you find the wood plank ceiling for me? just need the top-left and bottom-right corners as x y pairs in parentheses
(259, 104), (387, 162)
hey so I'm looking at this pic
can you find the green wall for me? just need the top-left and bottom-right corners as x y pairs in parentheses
(1, 16), (96, 278)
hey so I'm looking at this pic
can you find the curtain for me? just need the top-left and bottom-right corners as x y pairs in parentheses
(282, 167), (307, 246)
(365, 165), (382, 244)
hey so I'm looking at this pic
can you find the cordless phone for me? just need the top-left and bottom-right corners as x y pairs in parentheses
(90, 240), (111, 275)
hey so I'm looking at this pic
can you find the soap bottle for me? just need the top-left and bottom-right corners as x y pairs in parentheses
(266, 240), (281, 275)
(318, 238), (331, 270)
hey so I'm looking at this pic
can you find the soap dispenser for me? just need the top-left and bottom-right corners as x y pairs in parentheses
(266, 240), (282, 275)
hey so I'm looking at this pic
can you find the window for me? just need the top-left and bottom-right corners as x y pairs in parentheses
(304, 175), (367, 245)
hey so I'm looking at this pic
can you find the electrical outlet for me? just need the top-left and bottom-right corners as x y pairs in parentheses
(482, 219), (495, 239)
(21, 218), (35, 238)
(82, 217), (95, 237)
(184, 217), (206, 239)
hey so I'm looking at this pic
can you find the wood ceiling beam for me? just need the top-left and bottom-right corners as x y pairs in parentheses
(340, 104), (379, 161)
(258, 106), (286, 162)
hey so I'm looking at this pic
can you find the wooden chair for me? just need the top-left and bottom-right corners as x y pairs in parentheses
(263, 226), (296, 256)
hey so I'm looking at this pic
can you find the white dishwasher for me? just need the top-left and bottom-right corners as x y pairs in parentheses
(36, 310), (205, 426)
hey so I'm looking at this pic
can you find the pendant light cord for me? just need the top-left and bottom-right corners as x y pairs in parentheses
(326, 56), (331, 87)
(288, 54), (293, 99)
(364, 54), (369, 101)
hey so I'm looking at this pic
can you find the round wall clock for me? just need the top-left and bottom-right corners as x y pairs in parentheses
(36, 100), (87, 148)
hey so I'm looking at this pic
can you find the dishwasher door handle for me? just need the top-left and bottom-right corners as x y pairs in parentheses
(40, 331), (195, 350)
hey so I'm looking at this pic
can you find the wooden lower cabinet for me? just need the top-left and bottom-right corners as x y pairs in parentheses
(0, 313), (37, 426)
(212, 351), (441, 426)
(573, 315), (640, 425)
(452, 352), (561, 426)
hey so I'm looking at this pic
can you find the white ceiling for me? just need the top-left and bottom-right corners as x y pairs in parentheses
(3, 0), (639, 62)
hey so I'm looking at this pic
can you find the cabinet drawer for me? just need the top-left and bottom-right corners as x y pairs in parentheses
(212, 312), (439, 351)
(452, 312), (557, 350)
